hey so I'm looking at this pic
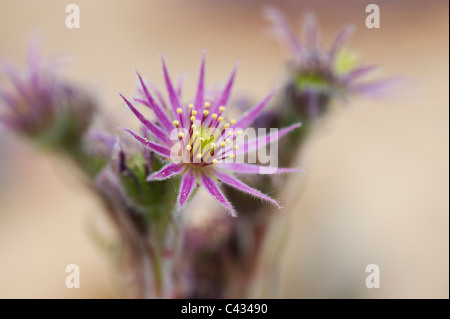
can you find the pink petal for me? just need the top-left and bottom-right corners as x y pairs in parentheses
(161, 57), (184, 120)
(329, 25), (355, 64)
(263, 6), (302, 56)
(342, 65), (379, 83)
(178, 170), (197, 209)
(147, 163), (183, 181)
(120, 94), (170, 146)
(218, 163), (304, 175)
(214, 171), (281, 208)
(136, 71), (173, 132)
(236, 123), (301, 155)
(205, 64), (238, 127)
(176, 74), (185, 99)
(303, 13), (320, 51)
(122, 128), (170, 158)
(200, 173), (236, 217)
(194, 52), (206, 110)
(234, 88), (277, 130)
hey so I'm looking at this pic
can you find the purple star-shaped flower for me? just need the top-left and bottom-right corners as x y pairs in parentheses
(264, 7), (400, 102)
(120, 54), (301, 216)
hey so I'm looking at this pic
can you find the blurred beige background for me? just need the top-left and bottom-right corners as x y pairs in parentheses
(0, 0), (448, 298)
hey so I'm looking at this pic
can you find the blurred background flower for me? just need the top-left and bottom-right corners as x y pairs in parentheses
(0, 0), (448, 298)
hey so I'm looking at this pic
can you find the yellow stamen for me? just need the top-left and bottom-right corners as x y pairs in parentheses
(196, 154), (202, 160)
(191, 124), (196, 130)
(218, 116), (224, 122)
(190, 116), (196, 121)
(234, 145), (239, 150)
(188, 103), (194, 109)
(177, 108), (182, 114)
(178, 132), (184, 138)
(210, 143), (216, 148)
(221, 142), (226, 147)
(203, 110), (209, 116)
(200, 137), (205, 142)
(236, 130), (243, 136)
(191, 110), (197, 116)
(219, 106), (226, 112)
(227, 130), (233, 136)
(204, 102), (211, 108)
(173, 120), (179, 126)
(226, 138), (231, 144)
(212, 159), (218, 165)
(229, 153), (235, 159)
(186, 145), (192, 151)
(224, 123), (230, 129)
(212, 113), (218, 119)
(230, 119), (236, 125)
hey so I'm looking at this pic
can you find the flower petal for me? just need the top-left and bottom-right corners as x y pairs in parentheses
(177, 170), (197, 209)
(342, 64), (379, 83)
(234, 88), (277, 130)
(194, 52), (206, 110)
(329, 25), (355, 64)
(176, 74), (185, 99)
(263, 6), (302, 56)
(161, 57), (184, 120)
(349, 77), (404, 98)
(136, 71), (173, 132)
(303, 13), (320, 51)
(122, 128), (170, 158)
(214, 171), (281, 208)
(147, 163), (183, 181)
(120, 94), (170, 146)
(236, 123), (301, 155)
(217, 163), (304, 175)
(200, 173), (236, 217)
(206, 63), (238, 123)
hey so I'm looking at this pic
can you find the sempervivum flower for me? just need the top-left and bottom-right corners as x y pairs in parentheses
(0, 40), (95, 148)
(264, 7), (398, 117)
(120, 54), (301, 216)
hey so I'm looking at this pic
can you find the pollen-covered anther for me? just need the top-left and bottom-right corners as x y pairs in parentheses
(218, 116), (224, 122)
(200, 137), (205, 142)
(191, 124), (196, 130)
(221, 141), (226, 147)
(173, 120), (180, 126)
(236, 130), (243, 136)
(212, 159), (218, 165)
(190, 116), (196, 121)
(212, 113), (218, 119)
(224, 123), (230, 129)
(219, 106), (226, 112)
(178, 132), (185, 138)
(230, 119), (236, 125)
(203, 110), (209, 116)
(186, 145), (192, 151)
(188, 103), (194, 109)
(226, 138), (231, 144)
(196, 153), (202, 160)
(204, 102), (211, 108)
(227, 130), (233, 136)
(234, 145), (239, 150)
(229, 153), (235, 159)
(191, 110), (198, 116)
(210, 142), (216, 148)
(177, 108), (183, 114)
